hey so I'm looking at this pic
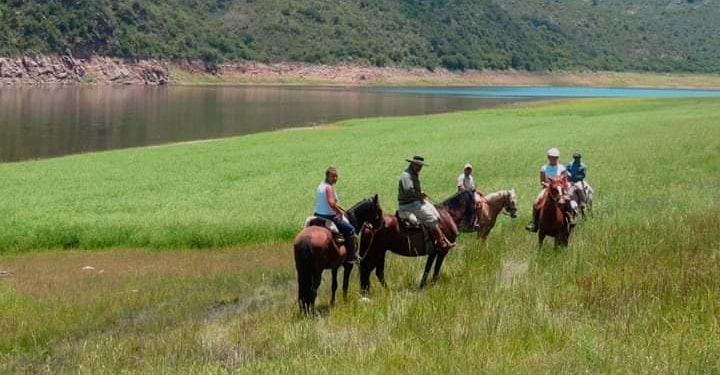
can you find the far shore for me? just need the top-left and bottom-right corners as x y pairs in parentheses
(2, 55), (720, 89)
(170, 63), (720, 90)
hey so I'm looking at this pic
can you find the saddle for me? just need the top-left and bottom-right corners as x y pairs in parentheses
(304, 216), (345, 244)
(396, 210), (421, 229)
(396, 210), (433, 240)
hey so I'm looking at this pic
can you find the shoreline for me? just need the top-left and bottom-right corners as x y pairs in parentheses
(3, 55), (720, 89)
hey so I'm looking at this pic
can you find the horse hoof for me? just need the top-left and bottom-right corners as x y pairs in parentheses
(359, 296), (371, 303)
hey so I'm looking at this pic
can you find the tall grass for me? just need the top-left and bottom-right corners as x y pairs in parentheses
(1, 97), (719, 373)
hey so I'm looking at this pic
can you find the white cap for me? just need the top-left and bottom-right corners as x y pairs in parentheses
(464, 162), (473, 170)
(547, 147), (560, 157)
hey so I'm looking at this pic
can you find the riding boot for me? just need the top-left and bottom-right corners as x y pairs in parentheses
(525, 208), (539, 232)
(344, 236), (359, 264)
(431, 226), (455, 251)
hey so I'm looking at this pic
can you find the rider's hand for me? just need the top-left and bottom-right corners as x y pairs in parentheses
(420, 193), (428, 199)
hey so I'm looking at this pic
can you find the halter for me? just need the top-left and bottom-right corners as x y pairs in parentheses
(346, 197), (384, 264)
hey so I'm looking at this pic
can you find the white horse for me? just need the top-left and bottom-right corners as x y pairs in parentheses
(569, 181), (593, 218)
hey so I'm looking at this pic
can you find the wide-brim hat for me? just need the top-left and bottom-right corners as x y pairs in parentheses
(406, 155), (427, 166)
(573, 151), (582, 158)
(464, 162), (473, 170)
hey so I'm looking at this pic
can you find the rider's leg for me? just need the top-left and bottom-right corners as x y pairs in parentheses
(420, 202), (455, 249)
(525, 190), (543, 232)
(430, 225), (455, 250)
(335, 217), (358, 264)
(463, 195), (476, 228)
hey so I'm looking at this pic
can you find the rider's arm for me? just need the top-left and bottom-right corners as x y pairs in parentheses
(457, 174), (465, 192)
(400, 172), (425, 200)
(325, 185), (344, 216)
(539, 171), (547, 187)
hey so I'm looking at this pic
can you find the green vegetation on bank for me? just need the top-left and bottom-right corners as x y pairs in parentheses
(0, 97), (718, 252)
(2, 0), (720, 72)
(1, 98), (719, 373)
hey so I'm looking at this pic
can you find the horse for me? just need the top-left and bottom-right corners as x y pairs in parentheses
(537, 176), (573, 248)
(358, 198), (459, 293)
(441, 189), (518, 240)
(293, 194), (383, 314)
(569, 181), (593, 219)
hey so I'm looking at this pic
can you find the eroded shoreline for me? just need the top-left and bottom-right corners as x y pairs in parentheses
(3, 55), (720, 89)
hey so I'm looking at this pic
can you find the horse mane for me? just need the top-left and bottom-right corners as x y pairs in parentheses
(484, 190), (509, 202)
(345, 197), (370, 227)
(441, 190), (473, 210)
(345, 195), (380, 228)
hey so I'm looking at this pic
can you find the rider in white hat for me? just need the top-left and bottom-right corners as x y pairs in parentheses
(525, 147), (569, 232)
(457, 162), (480, 229)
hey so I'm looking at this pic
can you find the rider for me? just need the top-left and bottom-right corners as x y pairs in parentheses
(566, 151), (589, 208)
(525, 147), (573, 232)
(398, 156), (455, 250)
(314, 166), (359, 264)
(457, 162), (480, 229)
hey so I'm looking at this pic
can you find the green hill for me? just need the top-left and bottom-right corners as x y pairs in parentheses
(1, 0), (719, 72)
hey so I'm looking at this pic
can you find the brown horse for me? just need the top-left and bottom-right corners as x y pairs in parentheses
(358, 200), (459, 293)
(294, 195), (383, 314)
(537, 176), (573, 247)
(441, 189), (518, 240)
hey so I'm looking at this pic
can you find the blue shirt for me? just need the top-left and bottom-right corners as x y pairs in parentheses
(541, 163), (566, 183)
(566, 161), (587, 182)
(315, 181), (338, 216)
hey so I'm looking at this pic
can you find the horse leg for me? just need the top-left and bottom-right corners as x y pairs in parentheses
(538, 232), (546, 249)
(330, 268), (339, 306)
(375, 254), (387, 288)
(420, 252), (438, 288)
(360, 258), (374, 294)
(342, 264), (353, 301)
(432, 251), (447, 283)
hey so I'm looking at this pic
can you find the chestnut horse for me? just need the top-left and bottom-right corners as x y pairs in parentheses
(358, 200), (459, 293)
(537, 176), (573, 247)
(294, 195), (383, 313)
(441, 189), (518, 240)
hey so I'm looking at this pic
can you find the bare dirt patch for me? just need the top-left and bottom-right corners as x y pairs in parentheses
(0, 243), (291, 299)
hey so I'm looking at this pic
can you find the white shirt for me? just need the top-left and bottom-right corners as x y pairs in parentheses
(457, 173), (476, 191)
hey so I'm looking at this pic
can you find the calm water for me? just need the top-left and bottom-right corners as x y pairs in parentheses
(373, 86), (720, 98)
(0, 86), (515, 162)
(2, 85), (720, 162)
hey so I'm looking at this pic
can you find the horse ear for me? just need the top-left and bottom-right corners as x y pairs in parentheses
(373, 194), (378, 203)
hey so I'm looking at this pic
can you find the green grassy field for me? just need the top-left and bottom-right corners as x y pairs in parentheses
(1, 97), (719, 373)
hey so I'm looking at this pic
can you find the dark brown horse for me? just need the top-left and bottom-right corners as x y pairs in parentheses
(294, 195), (383, 313)
(441, 189), (518, 240)
(358, 200), (459, 293)
(537, 176), (573, 247)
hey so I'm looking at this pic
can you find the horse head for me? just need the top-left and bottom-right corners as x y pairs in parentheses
(547, 176), (569, 205)
(347, 194), (384, 231)
(503, 189), (518, 218)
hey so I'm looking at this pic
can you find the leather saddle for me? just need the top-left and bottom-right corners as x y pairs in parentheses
(396, 210), (432, 238)
(396, 210), (420, 229)
(304, 216), (345, 244)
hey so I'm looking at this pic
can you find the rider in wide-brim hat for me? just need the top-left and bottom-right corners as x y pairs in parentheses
(406, 155), (427, 166)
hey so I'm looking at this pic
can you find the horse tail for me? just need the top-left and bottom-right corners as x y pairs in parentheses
(295, 236), (316, 314)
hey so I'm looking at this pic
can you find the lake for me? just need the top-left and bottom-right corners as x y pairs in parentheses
(2, 85), (719, 162)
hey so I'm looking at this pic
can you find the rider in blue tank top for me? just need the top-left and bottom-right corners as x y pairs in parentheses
(526, 147), (572, 232)
(314, 166), (358, 264)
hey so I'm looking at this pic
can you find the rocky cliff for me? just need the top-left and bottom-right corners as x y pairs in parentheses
(0, 55), (169, 85)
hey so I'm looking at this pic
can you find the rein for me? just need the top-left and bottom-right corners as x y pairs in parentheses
(358, 219), (384, 263)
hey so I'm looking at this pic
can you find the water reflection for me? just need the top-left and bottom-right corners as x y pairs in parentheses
(0, 86), (514, 162)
